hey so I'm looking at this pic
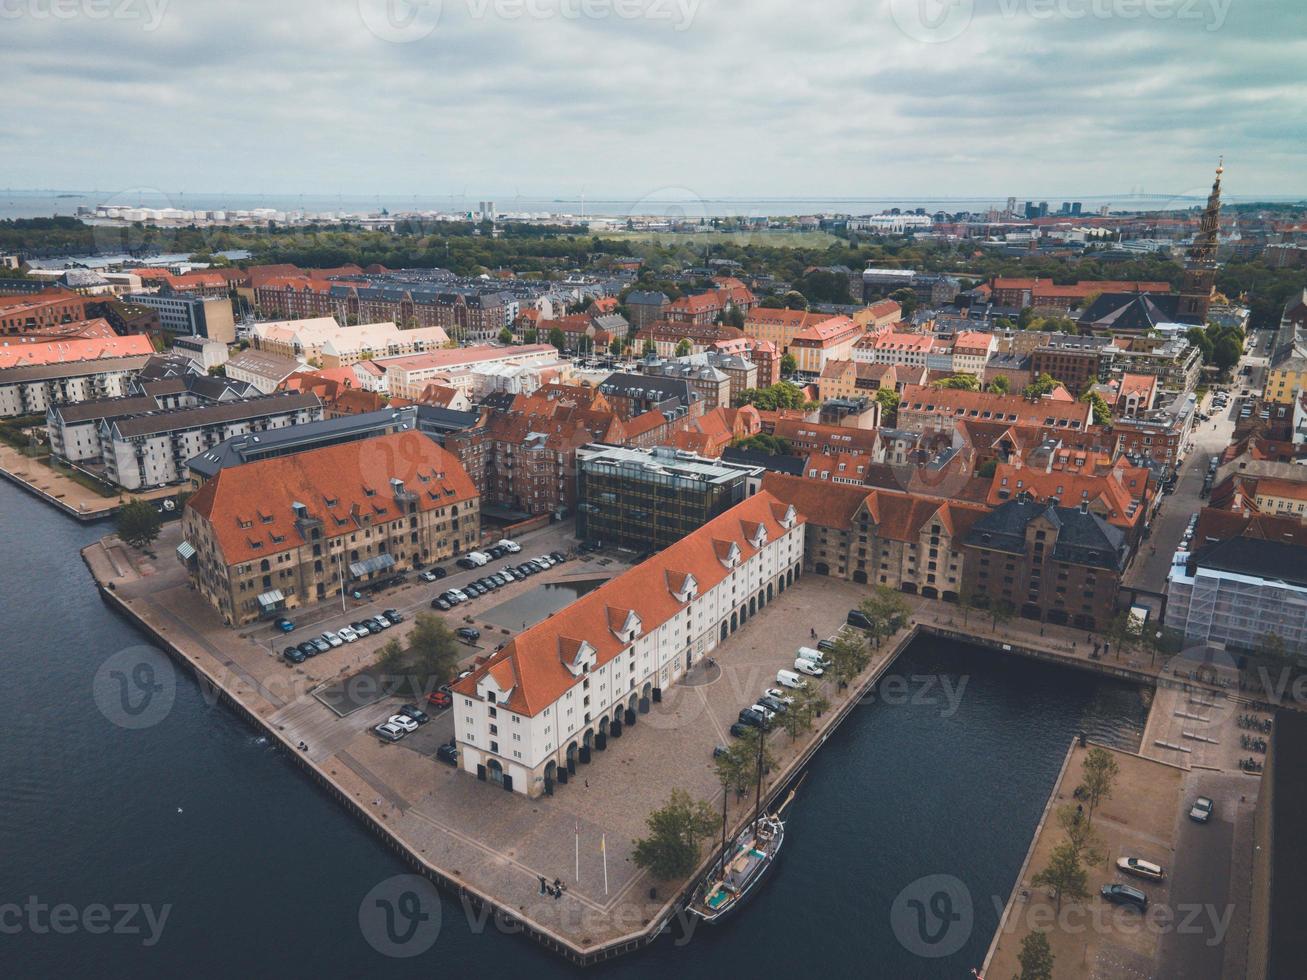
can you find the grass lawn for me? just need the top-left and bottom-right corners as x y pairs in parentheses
(598, 230), (840, 248)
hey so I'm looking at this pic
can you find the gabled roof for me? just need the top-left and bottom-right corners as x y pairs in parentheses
(450, 491), (801, 716)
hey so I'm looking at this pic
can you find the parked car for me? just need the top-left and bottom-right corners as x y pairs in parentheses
(1116, 857), (1165, 882)
(847, 609), (873, 631)
(758, 695), (788, 715)
(775, 669), (806, 690)
(816, 638), (837, 653)
(1100, 883), (1148, 912)
(457, 627), (481, 642)
(283, 646), (306, 664)
(337, 626), (359, 643)
(737, 707), (769, 729)
(321, 631), (344, 648)
(388, 715), (419, 733)
(310, 637), (331, 654)
(466, 551), (490, 566)
(549, 550), (566, 562)
(748, 703), (777, 723)
(369, 615), (391, 631)
(427, 690), (452, 709)
(431, 597), (452, 611)
(436, 742), (459, 766)
(298, 641), (320, 658)
(498, 539), (521, 553)
(794, 658), (824, 677)
(383, 609), (403, 623)
(274, 617), (295, 633)
(399, 704), (430, 724)
(456, 669), (474, 682)
(374, 722), (406, 742)
(419, 569), (441, 582)
(456, 557), (478, 570)
(728, 722), (752, 738)
(1189, 796), (1214, 823)
(764, 687), (794, 705)
(712, 744), (729, 759)
(350, 621), (372, 637)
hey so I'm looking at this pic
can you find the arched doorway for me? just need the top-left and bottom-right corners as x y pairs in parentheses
(921, 586), (938, 599)
(901, 582), (917, 594)
(566, 741), (578, 774)
(814, 562), (830, 576)
(487, 759), (504, 787)
(640, 682), (652, 714)
(581, 729), (594, 764)
(748, 596), (756, 616)
(544, 760), (557, 795)
(730, 611), (738, 633)
(767, 583), (773, 601)
(720, 621), (729, 643)
(853, 570), (868, 584)
(626, 692), (639, 725)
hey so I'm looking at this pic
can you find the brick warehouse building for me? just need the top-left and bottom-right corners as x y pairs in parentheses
(180, 432), (479, 624)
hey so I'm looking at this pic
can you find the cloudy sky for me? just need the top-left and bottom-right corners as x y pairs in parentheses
(3, 0), (1304, 202)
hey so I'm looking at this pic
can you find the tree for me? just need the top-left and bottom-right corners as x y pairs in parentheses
(1055, 804), (1105, 867)
(1081, 747), (1119, 827)
(731, 433), (792, 456)
(115, 498), (162, 551)
(609, 337), (622, 356)
(780, 353), (798, 376)
(632, 789), (718, 880)
(1022, 372), (1061, 399)
(722, 307), (745, 328)
(931, 373), (981, 391)
(987, 374), (1010, 394)
(522, 327), (538, 345)
(1016, 930), (1055, 980)
(789, 684), (829, 735)
(782, 290), (808, 311)
(1081, 389), (1113, 426)
(642, 338), (656, 357)
(976, 459), (997, 478)
(956, 586), (975, 626)
(827, 631), (871, 689)
(990, 598), (1015, 630)
(715, 726), (776, 793)
(874, 387), (900, 421)
(675, 338), (692, 358)
(859, 587), (911, 647)
(497, 326), (514, 345)
(1032, 840), (1089, 913)
(376, 612), (462, 694)
(548, 326), (567, 351)
(735, 382), (808, 411)
(1212, 334), (1242, 373)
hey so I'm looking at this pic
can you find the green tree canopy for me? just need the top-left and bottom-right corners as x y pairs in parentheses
(547, 326), (567, 351)
(115, 499), (162, 551)
(376, 613), (462, 694)
(931, 373), (981, 391)
(632, 789), (718, 880)
(731, 433), (792, 456)
(1081, 389), (1113, 426)
(1032, 839), (1089, 913)
(735, 382), (808, 411)
(1017, 930), (1055, 980)
(675, 338), (692, 357)
(1022, 372), (1062, 399)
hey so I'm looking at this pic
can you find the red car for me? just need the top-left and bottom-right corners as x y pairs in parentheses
(427, 690), (452, 709)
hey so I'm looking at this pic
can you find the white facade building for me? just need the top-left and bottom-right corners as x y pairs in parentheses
(452, 492), (805, 796)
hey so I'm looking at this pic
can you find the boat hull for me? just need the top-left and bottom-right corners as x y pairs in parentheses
(686, 819), (784, 925)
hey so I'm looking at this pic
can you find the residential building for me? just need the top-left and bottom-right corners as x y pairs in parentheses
(369, 344), (560, 398)
(633, 320), (745, 358)
(961, 495), (1128, 629)
(0, 333), (154, 370)
(223, 349), (304, 394)
(100, 392), (323, 490)
(1029, 335), (1117, 394)
(180, 432), (479, 625)
(594, 373), (696, 419)
(950, 332), (997, 375)
(186, 407), (420, 485)
(171, 335), (230, 372)
(642, 359), (731, 410)
(624, 291), (668, 329)
(1166, 537), (1307, 652)
(575, 444), (764, 551)
(450, 491), (804, 796)
(743, 308), (845, 354)
(857, 332), (937, 369)
(896, 385), (1093, 435)
(788, 316), (862, 374)
(126, 293), (235, 342)
(0, 291), (90, 336)
(817, 361), (897, 402)
(0, 353), (152, 418)
(761, 472), (986, 595)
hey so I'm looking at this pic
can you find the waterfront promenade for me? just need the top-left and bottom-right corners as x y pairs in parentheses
(0, 443), (178, 520)
(84, 522), (926, 961)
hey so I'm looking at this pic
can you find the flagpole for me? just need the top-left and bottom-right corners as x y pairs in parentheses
(575, 818), (580, 883)
(602, 834), (609, 896)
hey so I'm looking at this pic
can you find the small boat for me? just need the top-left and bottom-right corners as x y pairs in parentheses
(687, 813), (784, 924)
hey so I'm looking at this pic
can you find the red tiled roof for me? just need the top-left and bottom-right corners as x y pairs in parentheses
(186, 432), (477, 566)
(451, 491), (801, 715)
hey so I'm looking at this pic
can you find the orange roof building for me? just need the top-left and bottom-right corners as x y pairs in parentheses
(181, 432), (479, 625)
(451, 491), (803, 794)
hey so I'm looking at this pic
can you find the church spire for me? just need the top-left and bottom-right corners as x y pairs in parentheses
(1178, 159), (1225, 325)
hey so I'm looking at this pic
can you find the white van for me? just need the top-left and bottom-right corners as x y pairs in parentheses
(497, 538), (521, 554)
(794, 658), (824, 677)
(776, 669), (806, 690)
(796, 646), (829, 668)
(467, 551), (490, 566)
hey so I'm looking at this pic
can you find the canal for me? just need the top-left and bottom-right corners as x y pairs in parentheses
(0, 480), (1146, 978)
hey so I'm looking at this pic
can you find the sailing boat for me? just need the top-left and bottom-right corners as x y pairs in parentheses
(686, 739), (801, 925)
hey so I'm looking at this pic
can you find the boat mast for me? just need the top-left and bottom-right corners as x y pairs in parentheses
(752, 728), (764, 835)
(718, 776), (729, 877)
